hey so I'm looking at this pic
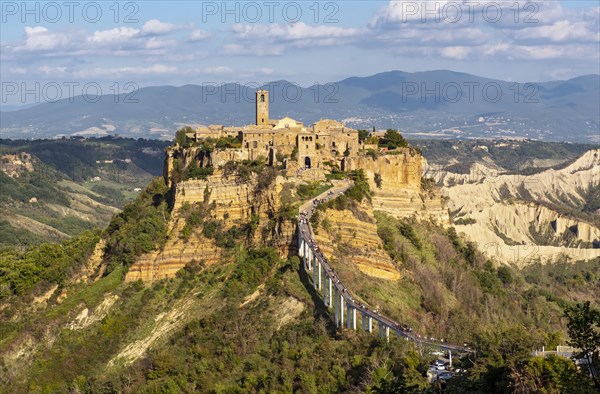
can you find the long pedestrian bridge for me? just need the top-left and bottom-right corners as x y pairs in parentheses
(297, 183), (472, 356)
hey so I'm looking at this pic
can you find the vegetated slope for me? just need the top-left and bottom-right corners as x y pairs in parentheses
(418, 140), (600, 265)
(0, 164), (598, 392)
(0, 137), (169, 247)
(312, 194), (600, 342)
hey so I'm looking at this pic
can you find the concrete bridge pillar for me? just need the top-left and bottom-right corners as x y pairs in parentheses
(323, 276), (329, 306)
(328, 278), (333, 307)
(340, 295), (344, 327)
(312, 256), (317, 289)
(318, 262), (322, 291)
(362, 314), (367, 331)
(334, 287), (339, 324)
(368, 316), (373, 333)
(352, 308), (357, 331)
(385, 326), (390, 342)
(301, 240), (307, 269)
(378, 322), (383, 338)
(346, 305), (352, 329)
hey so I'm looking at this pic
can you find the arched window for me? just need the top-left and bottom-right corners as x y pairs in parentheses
(260, 94), (265, 102)
(304, 156), (311, 169)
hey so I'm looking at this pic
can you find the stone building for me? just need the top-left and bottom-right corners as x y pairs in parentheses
(191, 89), (360, 170)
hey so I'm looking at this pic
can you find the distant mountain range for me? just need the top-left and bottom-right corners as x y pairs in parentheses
(1, 70), (599, 143)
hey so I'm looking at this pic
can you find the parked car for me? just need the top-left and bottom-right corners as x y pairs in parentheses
(437, 372), (454, 381)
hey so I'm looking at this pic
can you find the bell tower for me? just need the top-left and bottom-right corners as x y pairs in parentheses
(256, 89), (269, 126)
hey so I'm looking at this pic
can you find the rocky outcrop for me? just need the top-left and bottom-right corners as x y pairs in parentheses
(345, 153), (448, 225)
(428, 149), (600, 266)
(314, 206), (401, 280)
(126, 174), (296, 282)
(0, 153), (34, 178)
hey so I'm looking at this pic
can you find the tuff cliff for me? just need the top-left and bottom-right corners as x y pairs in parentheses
(126, 173), (296, 282)
(313, 206), (401, 281)
(128, 143), (434, 282)
(345, 150), (449, 225)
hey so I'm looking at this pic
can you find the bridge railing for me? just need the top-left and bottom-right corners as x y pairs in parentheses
(297, 186), (472, 354)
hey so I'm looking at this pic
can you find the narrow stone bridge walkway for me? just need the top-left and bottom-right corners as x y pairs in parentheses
(297, 183), (472, 355)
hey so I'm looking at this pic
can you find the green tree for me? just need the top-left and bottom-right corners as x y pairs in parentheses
(497, 266), (513, 286)
(358, 129), (370, 143)
(511, 354), (594, 393)
(564, 301), (600, 387)
(175, 126), (193, 147)
(381, 129), (408, 150)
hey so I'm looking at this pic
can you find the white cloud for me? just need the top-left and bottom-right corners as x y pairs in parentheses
(439, 46), (472, 60)
(370, 1), (569, 28)
(223, 22), (362, 55)
(17, 26), (70, 51)
(88, 27), (140, 44)
(220, 43), (285, 56)
(9, 67), (27, 74)
(203, 66), (234, 75)
(511, 20), (600, 44)
(366, 0), (599, 64)
(188, 29), (211, 41)
(144, 37), (177, 49)
(38, 65), (68, 75)
(142, 19), (177, 35)
(232, 22), (360, 41)
(73, 64), (177, 78)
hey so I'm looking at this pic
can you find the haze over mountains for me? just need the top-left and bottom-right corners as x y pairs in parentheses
(1, 70), (598, 143)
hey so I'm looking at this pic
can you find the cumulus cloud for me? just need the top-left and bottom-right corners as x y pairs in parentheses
(439, 46), (472, 60)
(142, 19), (177, 35)
(219, 22), (362, 56)
(188, 29), (211, 41)
(370, 0), (568, 28)
(16, 26), (71, 51)
(232, 22), (361, 41)
(511, 20), (600, 44)
(365, 0), (599, 63)
(2, 3), (598, 83)
(88, 27), (140, 44)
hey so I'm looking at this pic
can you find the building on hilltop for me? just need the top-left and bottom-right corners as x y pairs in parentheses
(190, 89), (359, 171)
(167, 88), (421, 191)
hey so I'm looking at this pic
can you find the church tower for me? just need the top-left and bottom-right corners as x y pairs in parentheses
(256, 89), (269, 126)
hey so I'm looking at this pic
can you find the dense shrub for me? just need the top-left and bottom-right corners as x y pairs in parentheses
(0, 230), (100, 299)
(102, 178), (170, 273)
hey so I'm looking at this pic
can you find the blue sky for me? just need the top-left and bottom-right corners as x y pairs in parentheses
(1, 1), (599, 104)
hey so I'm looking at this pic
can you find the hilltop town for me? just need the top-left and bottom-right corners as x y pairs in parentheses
(164, 89), (422, 186)
(125, 90), (433, 282)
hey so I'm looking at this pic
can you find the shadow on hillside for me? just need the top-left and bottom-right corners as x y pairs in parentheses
(297, 263), (340, 336)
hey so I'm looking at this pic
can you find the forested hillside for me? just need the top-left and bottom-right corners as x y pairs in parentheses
(0, 137), (169, 247)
